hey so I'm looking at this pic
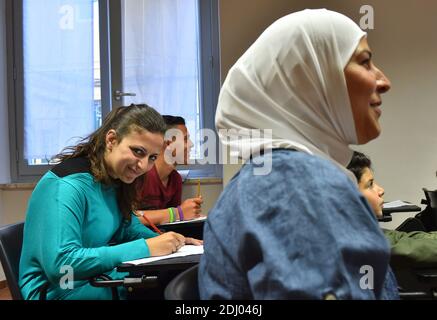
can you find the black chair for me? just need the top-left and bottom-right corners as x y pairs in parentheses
(396, 268), (437, 300)
(423, 188), (437, 207)
(0, 222), (25, 300)
(0, 222), (52, 300)
(396, 217), (426, 233)
(164, 264), (199, 300)
(90, 273), (160, 300)
(415, 188), (437, 231)
(0, 221), (153, 300)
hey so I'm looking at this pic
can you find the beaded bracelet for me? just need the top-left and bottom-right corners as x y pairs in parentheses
(177, 205), (184, 221)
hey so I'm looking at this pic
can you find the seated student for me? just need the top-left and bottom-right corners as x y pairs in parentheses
(348, 151), (437, 290)
(135, 115), (203, 226)
(19, 104), (202, 300)
(199, 9), (395, 299)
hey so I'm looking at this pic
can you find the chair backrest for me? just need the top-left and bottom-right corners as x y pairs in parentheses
(423, 188), (437, 208)
(164, 264), (199, 300)
(396, 217), (426, 233)
(415, 188), (437, 231)
(0, 222), (24, 300)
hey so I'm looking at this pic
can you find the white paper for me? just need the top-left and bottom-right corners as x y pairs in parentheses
(123, 244), (204, 265)
(383, 200), (414, 209)
(160, 215), (207, 226)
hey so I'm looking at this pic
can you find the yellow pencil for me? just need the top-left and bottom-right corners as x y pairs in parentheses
(197, 179), (201, 198)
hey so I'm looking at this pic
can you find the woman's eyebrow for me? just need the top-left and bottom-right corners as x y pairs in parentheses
(132, 145), (148, 154)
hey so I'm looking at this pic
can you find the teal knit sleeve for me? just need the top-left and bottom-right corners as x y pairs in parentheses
(124, 214), (158, 241)
(26, 176), (151, 284)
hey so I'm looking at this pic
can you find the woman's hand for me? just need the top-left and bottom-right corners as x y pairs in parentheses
(145, 231), (186, 256)
(184, 237), (203, 246)
(180, 196), (203, 220)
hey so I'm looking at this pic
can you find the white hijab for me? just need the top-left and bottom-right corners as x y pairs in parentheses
(215, 9), (366, 176)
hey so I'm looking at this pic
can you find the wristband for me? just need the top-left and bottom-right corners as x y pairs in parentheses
(168, 207), (176, 223)
(177, 206), (184, 221)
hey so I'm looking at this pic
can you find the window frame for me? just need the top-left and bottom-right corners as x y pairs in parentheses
(7, 0), (221, 182)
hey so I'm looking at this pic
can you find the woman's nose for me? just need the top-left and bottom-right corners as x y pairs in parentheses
(377, 184), (385, 197)
(137, 159), (149, 172)
(376, 67), (391, 94)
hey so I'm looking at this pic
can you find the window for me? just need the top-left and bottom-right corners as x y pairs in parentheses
(7, 0), (220, 182)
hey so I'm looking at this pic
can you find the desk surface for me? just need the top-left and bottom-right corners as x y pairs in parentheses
(117, 254), (201, 299)
(379, 202), (421, 223)
(159, 219), (205, 239)
(117, 253), (201, 273)
(382, 204), (421, 215)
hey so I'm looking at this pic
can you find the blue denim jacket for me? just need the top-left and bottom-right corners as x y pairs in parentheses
(199, 149), (397, 299)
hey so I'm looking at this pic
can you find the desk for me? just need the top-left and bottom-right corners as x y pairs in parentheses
(380, 203), (421, 223)
(117, 254), (201, 299)
(159, 218), (205, 239)
(382, 204), (421, 215)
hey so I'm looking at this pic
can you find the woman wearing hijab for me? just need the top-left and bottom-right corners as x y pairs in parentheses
(199, 9), (392, 299)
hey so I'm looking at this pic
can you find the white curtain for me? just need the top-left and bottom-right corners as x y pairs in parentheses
(24, 0), (95, 161)
(122, 0), (200, 145)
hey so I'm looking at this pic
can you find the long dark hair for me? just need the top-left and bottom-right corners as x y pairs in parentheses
(55, 103), (166, 220)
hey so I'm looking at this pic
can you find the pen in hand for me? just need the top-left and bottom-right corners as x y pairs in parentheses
(135, 210), (163, 234)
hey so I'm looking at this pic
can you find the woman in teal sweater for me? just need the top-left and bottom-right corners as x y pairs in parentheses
(19, 104), (201, 300)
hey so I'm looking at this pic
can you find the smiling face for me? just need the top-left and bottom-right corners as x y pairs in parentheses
(358, 167), (385, 218)
(104, 128), (164, 184)
(344, 37), (391, 144)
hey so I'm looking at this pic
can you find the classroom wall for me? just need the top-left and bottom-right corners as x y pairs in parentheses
(0, 189), (33, 226)
(219, 0), (437, 228)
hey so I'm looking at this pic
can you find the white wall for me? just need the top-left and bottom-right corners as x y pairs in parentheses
(219, 0), (437, 227)
(0, 189), (32, 226)
(182, 183), (222, 214)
